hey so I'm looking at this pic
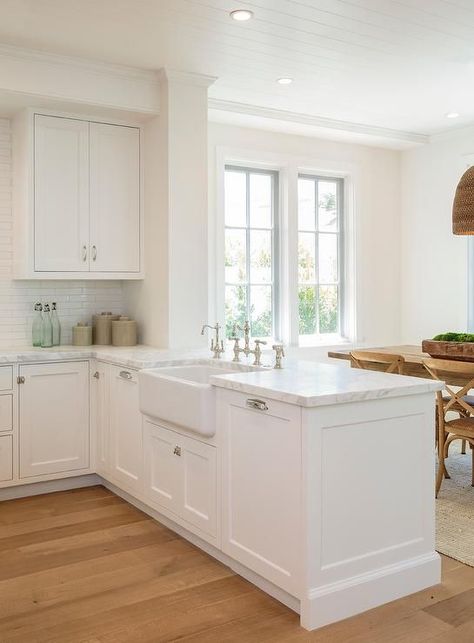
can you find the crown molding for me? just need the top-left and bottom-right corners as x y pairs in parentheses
(158, 68), (217, 88)
(208, 98), (429, 147)
(0, 43), (158, 84)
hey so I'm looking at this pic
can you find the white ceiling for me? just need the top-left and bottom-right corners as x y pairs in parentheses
(0, 0), (474, 138)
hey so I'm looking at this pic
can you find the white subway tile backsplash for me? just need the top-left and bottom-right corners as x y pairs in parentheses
(0, 118), (125, 347)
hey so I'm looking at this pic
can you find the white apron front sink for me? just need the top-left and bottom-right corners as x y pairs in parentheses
(139, 363), (240, 436)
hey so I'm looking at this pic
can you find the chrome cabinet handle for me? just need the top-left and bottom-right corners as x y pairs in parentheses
(92, 245), (97, 261)
(246, 398), (268, 411)
(17, 376), (25, 385)
(173, 445), (181, 456)
(82, 245), (87, 262)
(119, 370), (132, 380)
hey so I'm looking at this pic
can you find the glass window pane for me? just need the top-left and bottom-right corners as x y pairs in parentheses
(225, 229), (246, 283)
(298, 286), (316, 335)
(319, 233), (338, 283)
(250, 174), (272, 228)
(319, 286), (338, 333)
(250, 285), (272, 337)
(225, 171), (246, 227)
(298, 232), (316, 283)
(298, 178), (315, 230)
(250, 230), (272, 283)
(318, 181), (338, 232)
(225, 285), (247, 338)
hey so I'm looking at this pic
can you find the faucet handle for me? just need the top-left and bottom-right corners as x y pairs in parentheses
(254, 339), (267, 346)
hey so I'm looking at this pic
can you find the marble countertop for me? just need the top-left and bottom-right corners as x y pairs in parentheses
(210, 360), (443, 407)
(0, 345), (443, 407)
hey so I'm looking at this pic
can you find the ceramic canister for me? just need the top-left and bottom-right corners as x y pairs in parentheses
(93, 312), (120, 345)
(72, 322), (93, 346)
(112, 316), (137, 347)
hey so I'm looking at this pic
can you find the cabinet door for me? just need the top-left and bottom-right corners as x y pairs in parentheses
(109, 367), (142, 493)
(89, 123), (140, 273)
(19, 362), (90, 478)
(91, 362), (110, 475)
(144, 420), (181, 514)
(0, 434), (13, 482)
(220, 393), (302, 595)
(144, 421), (217, 539)
(34, 115), (89, 272)
(181, 435), (217, 537)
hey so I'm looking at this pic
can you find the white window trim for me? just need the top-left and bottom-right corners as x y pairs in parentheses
(213, 145), (359, 348)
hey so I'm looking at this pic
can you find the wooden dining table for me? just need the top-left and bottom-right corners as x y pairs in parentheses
(328, 344), (471, 386)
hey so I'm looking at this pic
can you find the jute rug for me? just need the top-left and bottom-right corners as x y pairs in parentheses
(436, 440), (474, 566)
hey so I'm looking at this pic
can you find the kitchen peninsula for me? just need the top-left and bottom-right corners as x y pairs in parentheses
(0, 347), (442, 631)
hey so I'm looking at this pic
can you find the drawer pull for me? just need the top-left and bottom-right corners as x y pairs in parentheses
(246, 398), (268, 411)
(173, 445), (181, 457)
(17, 376), (25, 385)
(119, 370), (132, 380)
(93, 371), (100, 380)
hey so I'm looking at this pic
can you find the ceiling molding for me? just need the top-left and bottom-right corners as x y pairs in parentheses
(209, 99), (429, 146)
(159, 68), (217, 88)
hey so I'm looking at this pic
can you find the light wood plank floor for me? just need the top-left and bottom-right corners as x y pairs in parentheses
(0, 486), (473, 642)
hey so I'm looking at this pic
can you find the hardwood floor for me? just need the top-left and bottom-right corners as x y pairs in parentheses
(0, 487), (473, 642)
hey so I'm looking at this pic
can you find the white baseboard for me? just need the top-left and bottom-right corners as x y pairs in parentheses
(0, 474), (101, 501)
(300, 552), (441, 630)
(100, 477), (300, 614)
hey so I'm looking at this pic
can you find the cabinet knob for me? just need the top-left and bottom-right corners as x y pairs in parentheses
(246, 398), (268, 411)
(93, 371), (100, 379)
(173, 445), (181, 457)
(17, 376), (25, 385)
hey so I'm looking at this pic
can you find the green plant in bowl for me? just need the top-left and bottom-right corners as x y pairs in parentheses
(432, 332), (474, 342)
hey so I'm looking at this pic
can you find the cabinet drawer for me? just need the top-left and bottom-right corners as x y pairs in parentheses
(0, 434), (13, 481)
(0, 366), (13, 391)
(0, 395), (13, 432)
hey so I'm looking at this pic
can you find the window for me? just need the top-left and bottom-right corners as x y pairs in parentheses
(224, 166), (279, 339)
(298, 175), (343, 341)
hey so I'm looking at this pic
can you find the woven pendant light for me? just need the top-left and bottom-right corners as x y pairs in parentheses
(453, 166), (474, 235)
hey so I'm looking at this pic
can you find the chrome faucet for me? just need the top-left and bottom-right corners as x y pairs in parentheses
(272, 344), (285, 369)
(230, 320), (267, 365)
(201, 322), (225, 359)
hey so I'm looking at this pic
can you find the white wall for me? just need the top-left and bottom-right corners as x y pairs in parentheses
(400, 129), (472, 343)
(0, 117), (123, 347)
(208, 122), (402, 360)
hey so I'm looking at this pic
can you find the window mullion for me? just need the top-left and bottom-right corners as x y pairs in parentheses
(314, 179), (320, 336)
(246, 171), (251, 331)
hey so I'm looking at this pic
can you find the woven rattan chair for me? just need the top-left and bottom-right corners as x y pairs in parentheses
(423, 358), (474, 496)
(350, 350), (405, 375)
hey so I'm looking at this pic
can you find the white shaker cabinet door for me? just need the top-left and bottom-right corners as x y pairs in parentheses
(91, 362), (110, 475)
(109, 366), (143, 493)
(34, 115), (89, 272)
(144, 420), (182, 515)
(89, 122), (140, 273)
(220, 392), (302, 595)
(19, 361), (90, 478)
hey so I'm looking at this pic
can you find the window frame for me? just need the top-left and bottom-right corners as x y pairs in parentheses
(297, 173), (345, 343)
(224, 164), (280, 340)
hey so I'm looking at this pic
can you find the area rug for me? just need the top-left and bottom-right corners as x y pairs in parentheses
(436, 440), (474, 566)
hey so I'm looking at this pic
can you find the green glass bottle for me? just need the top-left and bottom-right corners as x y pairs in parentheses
(41, 303), (53, 348)
(32, 303), (43, 347)
(51, 302), (61, 346)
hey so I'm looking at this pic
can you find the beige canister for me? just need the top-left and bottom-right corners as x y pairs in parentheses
(72, 322), (93, 346)
(112, 316), (137, 347)
(93, 312), (120, 345)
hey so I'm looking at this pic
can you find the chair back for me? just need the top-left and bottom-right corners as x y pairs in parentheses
(422, 358), (474, 415)
(350, 350), (405, 375)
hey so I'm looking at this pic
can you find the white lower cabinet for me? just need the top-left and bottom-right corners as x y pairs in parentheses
(0, 434), (13, 481)
(91, 361), (110, 476)
(109, 365), (143, 494)
(19, 361), (90, 478)
(144, 419), (217, 541)
(219, 391), (302, 595)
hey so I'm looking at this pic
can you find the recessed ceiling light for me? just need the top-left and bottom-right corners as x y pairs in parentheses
(277, 77), (293, 85)
(445, 111), (460, 119)
(230, 9), (254, 21)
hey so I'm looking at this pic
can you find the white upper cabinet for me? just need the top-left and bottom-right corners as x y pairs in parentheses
(34, 116), (90, 272)
(90, 123), (140, 273)
(13, 111), (143, 279)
